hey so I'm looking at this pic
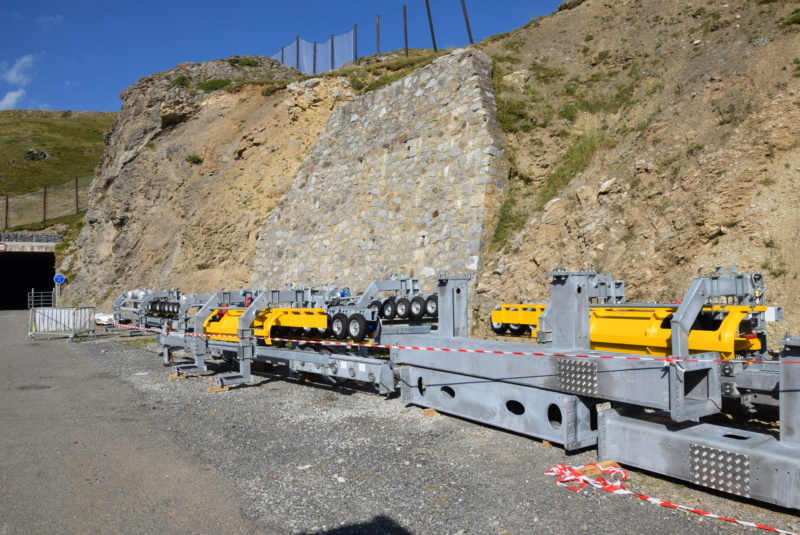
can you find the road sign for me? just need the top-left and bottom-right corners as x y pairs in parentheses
(54, 274), (66, 284)
(0, 243), (6, 252)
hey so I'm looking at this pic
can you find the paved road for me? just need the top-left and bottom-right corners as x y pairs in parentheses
(0, 311), (268, 534)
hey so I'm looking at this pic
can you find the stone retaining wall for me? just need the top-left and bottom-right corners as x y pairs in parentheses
(250, 49), (509, 291)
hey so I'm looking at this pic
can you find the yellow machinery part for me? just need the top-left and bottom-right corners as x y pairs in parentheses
(203, 308), (327, 345)
(491, 304), (765, 359)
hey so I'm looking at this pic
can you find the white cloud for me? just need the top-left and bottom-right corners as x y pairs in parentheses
(64, 80), (79, 88)
(37, 14), (64, 30)
(1, 12), (23, 20)
(1, 55), (36, 86)
(0, 89), (26, 110)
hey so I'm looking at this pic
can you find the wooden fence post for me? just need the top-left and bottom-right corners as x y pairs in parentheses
(75, 177), (79, 214)
(43, 186), (47, 222)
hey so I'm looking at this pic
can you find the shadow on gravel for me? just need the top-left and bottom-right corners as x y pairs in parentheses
(298, 515), (412, 535)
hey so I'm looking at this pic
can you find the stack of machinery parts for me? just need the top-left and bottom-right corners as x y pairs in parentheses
(115, 268), (799, 510)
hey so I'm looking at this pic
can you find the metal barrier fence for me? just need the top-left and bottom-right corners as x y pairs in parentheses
(28, 289), (56, 309)
(2, 176), (92, 229)
(270, 0), (476, 75)
(27, 307), (95, 341)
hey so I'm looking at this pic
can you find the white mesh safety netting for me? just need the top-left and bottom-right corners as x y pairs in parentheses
(271, 29), (355, 75)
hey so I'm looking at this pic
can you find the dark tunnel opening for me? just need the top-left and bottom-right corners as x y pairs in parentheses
(0, 252), (56, 310)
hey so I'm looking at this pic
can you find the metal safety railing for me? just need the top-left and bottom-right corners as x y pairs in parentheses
(27, 307), (95, 341)
(28, 289), (56, 309)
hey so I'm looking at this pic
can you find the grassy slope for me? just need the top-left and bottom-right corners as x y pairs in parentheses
(0, 110), (117, 196)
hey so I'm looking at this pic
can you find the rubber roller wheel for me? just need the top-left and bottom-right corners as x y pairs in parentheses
(424, 295), (438, 317)
(509, 324), (529, 336)
(317, 314), (333, 338)
(332, 313), (349, 341)
(348, 313), (368, 342)
(395, 297), (411, 319)
(369, 300), (382, 317)
(491, 321), (508, 335)
(381, 300), (397, 320)
(409, 296), (427, 320)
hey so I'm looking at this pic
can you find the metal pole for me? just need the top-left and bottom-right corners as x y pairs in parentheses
(295, 34), (300, 70)
(460, 0), (474, 45)
(425, 0), (438, 53)
(376, 15), (381, 56)
(281, 46), (285, 64)
(43, 186), (47, 222)
(74, 177), (79, 214)
(403, 5), (409, 57)
(331, 33), (335, 70)
(353, 24), (358, 64)
(4, 195), (8, 230)
(313, 41), (317, 75)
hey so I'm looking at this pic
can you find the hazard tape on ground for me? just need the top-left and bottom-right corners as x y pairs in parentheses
(100, 321), (799, 366)
(545, 462), (798, 535)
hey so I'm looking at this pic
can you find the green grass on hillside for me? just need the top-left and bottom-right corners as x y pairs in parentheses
(0, 110), (117, 196)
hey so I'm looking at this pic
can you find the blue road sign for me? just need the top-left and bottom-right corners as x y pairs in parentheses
(54, 274), (66, 284)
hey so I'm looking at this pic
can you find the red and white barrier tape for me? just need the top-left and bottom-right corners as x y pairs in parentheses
(101, 321), (799, 366)
(545, 463), (798, 535)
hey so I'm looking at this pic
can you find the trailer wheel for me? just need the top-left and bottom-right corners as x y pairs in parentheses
(381, 300), (397, 320)
(348, 314), (368, 342)
(369, 300), (382, 315)
(410, 296), (426, 319)
(424, 295), (438, 317)
(509, 324), (528, 336)
(491, 321), (508, 334)
(332, 313), (349, 340)
(395, 298), (411, 319)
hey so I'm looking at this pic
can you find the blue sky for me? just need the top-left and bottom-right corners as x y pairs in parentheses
(0, 0), (561, 112)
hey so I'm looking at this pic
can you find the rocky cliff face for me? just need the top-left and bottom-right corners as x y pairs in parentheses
(65, 58), (352, 304)
(67, 0), (800, 343)
(472, 0), (800, 337)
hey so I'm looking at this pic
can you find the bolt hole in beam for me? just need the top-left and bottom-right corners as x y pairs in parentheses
(417, 377), (426, 396)
(506, 400), (525, 416)
(441, 386), (456, 399)
(548, 404), (563, 429)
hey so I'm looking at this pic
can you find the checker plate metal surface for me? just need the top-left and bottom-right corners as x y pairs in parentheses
(558, 359), (597, 396)
(690, 444), (750, 497)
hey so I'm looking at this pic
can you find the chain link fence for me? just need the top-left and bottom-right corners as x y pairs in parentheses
(1, 176), (92, 229)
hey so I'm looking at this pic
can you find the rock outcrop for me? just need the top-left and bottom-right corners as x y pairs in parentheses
(65, 60), (351, 305)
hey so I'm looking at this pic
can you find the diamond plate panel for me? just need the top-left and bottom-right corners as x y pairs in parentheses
(558, 359), (597, 396)
(690, 444), (750, 497)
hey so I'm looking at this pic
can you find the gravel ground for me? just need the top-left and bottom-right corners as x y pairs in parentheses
(71, 333), (800, 535)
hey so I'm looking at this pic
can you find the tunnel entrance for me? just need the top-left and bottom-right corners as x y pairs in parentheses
(0, 252), (56, 310)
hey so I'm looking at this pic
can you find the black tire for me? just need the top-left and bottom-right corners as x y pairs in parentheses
(425, 295), (438, 317)
(348, 313), (368, 342)
(509, 324), (528, 336)
(332, 313), (349, 340)
(381, 300), (397, 320)
(491, 321), (508, 334)
(395, 297), (411, 319)
(317, 314), (333, 338)
(409, 296), (426, 319)
(369, 300), (382, 317)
